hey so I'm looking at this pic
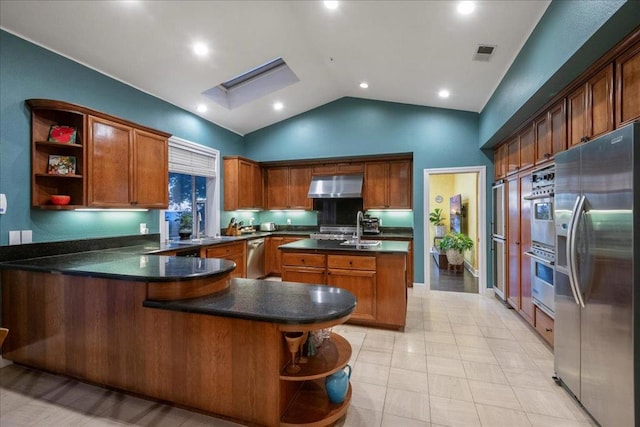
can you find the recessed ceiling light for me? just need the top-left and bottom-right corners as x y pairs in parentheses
(324, 1), (339, 10)
(193, 42), (209, 56)
(438, 89), (450, 98)
(197, 104), (207, 113)
(360, 82), (369, 89)
(273, 102), (284, 111)
(457, 1), (475, 15)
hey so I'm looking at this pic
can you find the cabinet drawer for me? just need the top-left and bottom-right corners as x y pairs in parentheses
(328, 255), (376, 270)
(203, 242), (244, 258)
(282, 253), (326, 268)
(534, 306), (554, 346)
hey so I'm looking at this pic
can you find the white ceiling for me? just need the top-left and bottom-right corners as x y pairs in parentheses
(0, 0), (550, 136)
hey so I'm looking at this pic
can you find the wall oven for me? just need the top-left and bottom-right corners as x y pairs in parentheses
(524, 245), (555, 317)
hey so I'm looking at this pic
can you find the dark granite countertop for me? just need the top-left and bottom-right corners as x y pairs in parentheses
(143, 278), (356, 324)
(0, 250), (236, 282)
(279, 238), (410, 253)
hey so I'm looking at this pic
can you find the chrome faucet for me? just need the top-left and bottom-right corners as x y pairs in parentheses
(355, 210), (364, 243)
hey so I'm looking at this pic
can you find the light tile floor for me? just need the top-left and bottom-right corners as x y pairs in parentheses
(0, 285), (597, 427)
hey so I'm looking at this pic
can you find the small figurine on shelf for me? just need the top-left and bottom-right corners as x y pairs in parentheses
(325, 365), (352, 404)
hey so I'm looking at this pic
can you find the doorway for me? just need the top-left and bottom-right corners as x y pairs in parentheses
(423, 166), (487, 293)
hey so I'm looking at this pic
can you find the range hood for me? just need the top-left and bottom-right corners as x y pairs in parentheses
(307, 174), (363, 198)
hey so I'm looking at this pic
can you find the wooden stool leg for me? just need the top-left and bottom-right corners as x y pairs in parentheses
(0, 328), (8, 348)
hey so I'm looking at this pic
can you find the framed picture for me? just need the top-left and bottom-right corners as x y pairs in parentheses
(48, 155), (76, 175)
(48, 125), (77, 144)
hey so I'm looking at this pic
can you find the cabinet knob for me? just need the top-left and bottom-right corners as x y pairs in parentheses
(544, 153), (551, 159)
(545, 328), (553, 332)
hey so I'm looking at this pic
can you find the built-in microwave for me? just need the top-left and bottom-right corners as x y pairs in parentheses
(531, 197), (555, 248)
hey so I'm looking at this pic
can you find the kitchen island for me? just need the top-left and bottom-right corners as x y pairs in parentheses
(279, 239), (409, 330)
(0, 252), (356, 427)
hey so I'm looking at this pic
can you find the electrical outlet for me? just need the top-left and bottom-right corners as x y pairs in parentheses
(21, 230), (32, 244)
(286, 218), (292, 225)
(9, 230), (20, 245)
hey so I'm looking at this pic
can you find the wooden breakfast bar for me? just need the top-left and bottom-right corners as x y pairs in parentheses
(0, 251), (356, 427)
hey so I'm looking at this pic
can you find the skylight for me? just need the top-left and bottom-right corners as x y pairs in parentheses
(202, 57), (299, 110)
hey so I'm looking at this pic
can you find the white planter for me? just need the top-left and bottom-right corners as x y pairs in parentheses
(445, 249), (464, 265)
(434, 225), (446, 238)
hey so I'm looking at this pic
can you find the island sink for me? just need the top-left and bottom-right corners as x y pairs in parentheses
(339, 239), (382, 247)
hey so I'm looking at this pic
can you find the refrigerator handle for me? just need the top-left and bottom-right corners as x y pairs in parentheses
(567, 195), (586, 308)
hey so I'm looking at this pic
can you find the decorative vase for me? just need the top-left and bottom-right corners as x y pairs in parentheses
(178, 228), (191, 240)
(325, 364), (351, 404)
(445, 249), (464, 265)
(435, 225), (446, 238)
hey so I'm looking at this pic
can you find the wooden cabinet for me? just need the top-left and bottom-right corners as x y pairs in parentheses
(223, 156), (263, 210)
(519, 125), (535, 171)
(266, 236), (306, 276)
(506, 176), (520, 309)
(312, 162), (364, 175)
(534, 99), (567, 165)
(281, 252), (326, 285)
(534, 306), (554, 346)
(327, 255), (376, 321)
(493, 143), (508, 180)
(265, 166), (312, 210)
(29, 103), (86, 208)
(616, 41), (640, 127)
(201, 241), (246, 278)
(87, 117), (168, 208)
(363, 159), (412, 209)
(279, 247), (407, 330)
(568, 64), (614, 146)
(27, 99), (169, 209)
(519, 174), (534, 324)
(506, 137), (520, 176)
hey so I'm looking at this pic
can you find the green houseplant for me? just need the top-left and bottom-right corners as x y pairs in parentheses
(438, 231), (473, 265)
(177, 212), (193, 240)
(429, 208), (447, 237)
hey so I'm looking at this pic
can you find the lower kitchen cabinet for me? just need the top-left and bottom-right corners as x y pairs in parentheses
(327, 255), (376, 321)
(266, 236), (306, 276)
(534, 306), (554, 346)
(281, 252), (326, 285)
(201, 241), (246, 278)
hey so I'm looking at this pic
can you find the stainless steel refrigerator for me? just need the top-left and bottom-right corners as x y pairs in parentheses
(554, 121), (638, 427)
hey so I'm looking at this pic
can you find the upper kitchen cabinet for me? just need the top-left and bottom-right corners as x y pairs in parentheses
(616, 41), (640, 127)
(223, 156), (263, 210)
(493, 143), (508, 181)
(534, 99), (567, 165)
(27, 99), (170, 209)
(265, 166), (312, 210)
(363, 159), (412, 209)
(568, 64), (614, 147)
(312, 162), (364, 175)
(518, 124), (535, 171)
(28, 100), (87, 208)
(87, 116), (168, 208)
(506, 136), (520, 176)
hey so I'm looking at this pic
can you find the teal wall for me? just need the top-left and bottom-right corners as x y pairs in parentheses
(0, 30), (244, 245)
(244, 98), (489, 284)
(480, 0), (639, 148)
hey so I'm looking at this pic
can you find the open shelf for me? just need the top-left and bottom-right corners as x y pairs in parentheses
(280, 379), (351, 427)
(280, 333), (352, 381)
(35, 141), (83, 149)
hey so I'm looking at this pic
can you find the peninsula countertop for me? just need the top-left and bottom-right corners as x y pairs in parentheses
(144, 278), (357, 324)
(0, 250), (236, 282)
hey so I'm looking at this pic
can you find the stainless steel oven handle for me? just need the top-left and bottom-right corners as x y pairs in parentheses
(523, 251), (554, 266)
(567, 195), (586, 308)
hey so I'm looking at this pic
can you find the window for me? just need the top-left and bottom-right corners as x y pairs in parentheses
(163, 137), (220, 241)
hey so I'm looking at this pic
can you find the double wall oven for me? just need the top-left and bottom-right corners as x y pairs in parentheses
(524, 165), (556, 317)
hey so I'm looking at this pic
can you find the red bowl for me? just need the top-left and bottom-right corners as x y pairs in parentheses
(51, 195), (71, 205)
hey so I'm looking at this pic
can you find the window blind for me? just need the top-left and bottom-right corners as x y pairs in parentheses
(168, 136), (217, 178)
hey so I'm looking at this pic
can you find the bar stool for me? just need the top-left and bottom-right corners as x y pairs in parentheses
(0, 328), (8, 348)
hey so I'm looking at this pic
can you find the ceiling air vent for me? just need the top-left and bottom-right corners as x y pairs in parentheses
(473, 45), (496, 62)
(202, 57), (299, 110)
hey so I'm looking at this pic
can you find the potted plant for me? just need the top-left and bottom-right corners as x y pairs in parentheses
(429, 208), (447, 237)
(177, 212), (193, 240)
(438, 231), (473, 266)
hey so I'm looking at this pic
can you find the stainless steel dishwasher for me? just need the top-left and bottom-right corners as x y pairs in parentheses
(246, 238), (265, 279)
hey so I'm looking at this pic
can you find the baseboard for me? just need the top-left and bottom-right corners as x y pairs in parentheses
(0, 356), (13, 368)
(464, 260), (479, 277)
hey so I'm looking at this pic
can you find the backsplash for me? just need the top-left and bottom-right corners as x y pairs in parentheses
(221, 209), (414, 230)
